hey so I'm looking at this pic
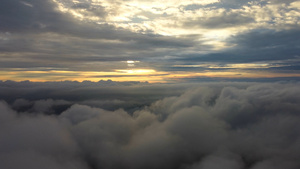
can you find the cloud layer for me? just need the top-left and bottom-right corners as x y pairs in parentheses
(1, 81), (300, 169)
(0, 0), (300, 81)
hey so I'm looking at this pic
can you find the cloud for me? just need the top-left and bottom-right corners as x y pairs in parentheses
(1, 0), (299, 80)
(217, 0), (298, 8)
(0, 0), (200, 75)
(174, 28), (300, 75)
(1, 81), (300, 169)
(0, 0), (77, 33)
(185, 151), (244, 169)
(1, 1), (300, 167)
(228, 29), (300, 50)
(183, 13), (254, 29)
(0, 101), (89, 169)
(11, 99), (72, 115)
(0, 80), (190, 113)
(268, 0), (299, 4)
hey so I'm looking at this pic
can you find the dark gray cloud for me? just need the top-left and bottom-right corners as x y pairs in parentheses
(212, 0), (297, 9)
(0, 0), (199, 72)
(0, 0), (58, 32)
(0, 31), (196, 72)
(183, 13), (254, 29)
(0, 0), (193, 43)
(184, 0), (262, 10)
(171, 28), (300, 74)
(1, 0), (298, 76)
(1, 81), (300, 169)
(228, 29), (300, 50)
(0, 80), (189, 113)
(70, 2), (107, 19)
(225, 29), (300, 63)
(0, 0), (113, 39)
(267, 0), (299, 4)
(0, 101), (89, 169)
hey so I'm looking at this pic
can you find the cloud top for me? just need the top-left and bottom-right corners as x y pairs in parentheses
(0, 81), (300, 169)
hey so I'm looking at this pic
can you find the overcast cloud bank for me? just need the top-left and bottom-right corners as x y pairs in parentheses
(1, 0), (300, 81)
(1, 81), (300, 169)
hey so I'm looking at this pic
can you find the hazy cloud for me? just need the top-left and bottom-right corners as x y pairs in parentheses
(0, 102), (89, 169)
(1, 81), (300, 169)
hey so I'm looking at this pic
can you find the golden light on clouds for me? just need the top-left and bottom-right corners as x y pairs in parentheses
(1, 68), (300, 83)
(1, 0), (299, 83)
(172, 63), (278, 69)
(115, 69), (155, 74)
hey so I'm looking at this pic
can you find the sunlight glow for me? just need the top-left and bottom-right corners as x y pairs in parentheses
(115, 69), (156, 74)
(1, 69), (300, 83)
(126, 60), (140, 64)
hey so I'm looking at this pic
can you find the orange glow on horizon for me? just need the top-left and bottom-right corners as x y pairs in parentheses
(0, 69), (300, 83)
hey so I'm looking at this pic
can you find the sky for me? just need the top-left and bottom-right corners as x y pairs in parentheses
(1, 0), (300, 82)
(1, 1), (300, 169)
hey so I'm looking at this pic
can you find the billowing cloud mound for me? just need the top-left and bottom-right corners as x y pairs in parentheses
(1, 82), (300, 169)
